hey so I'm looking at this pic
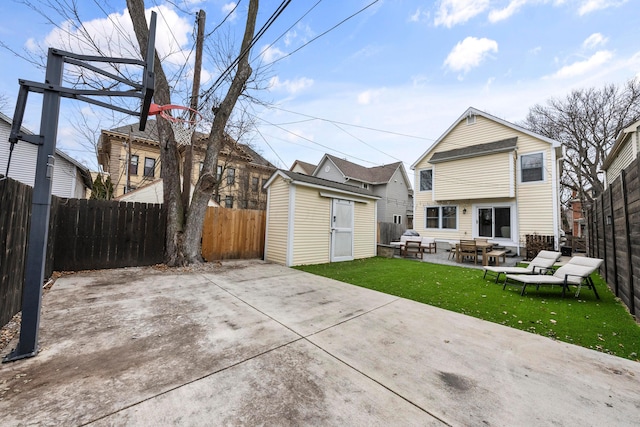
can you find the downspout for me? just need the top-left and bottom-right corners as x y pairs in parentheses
(550, 146), (560, 251)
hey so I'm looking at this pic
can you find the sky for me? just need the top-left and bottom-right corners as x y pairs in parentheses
(1, 0), (638, 180)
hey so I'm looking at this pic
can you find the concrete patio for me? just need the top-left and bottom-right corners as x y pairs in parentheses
(1, 260), (638, 426)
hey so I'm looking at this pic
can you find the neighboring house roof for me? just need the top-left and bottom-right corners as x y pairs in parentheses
(0, 111), (93, 190)
(266, 170), (380, 200)
(315, 153), (406, 185)
(411, 107), (561, 169)
(602, 118), (640, 171)
(289, 160), (316, 175)
(99, 119), (275, 169)
(429, 137), (518, 164)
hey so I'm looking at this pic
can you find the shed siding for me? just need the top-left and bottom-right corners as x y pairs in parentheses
(606, 140), (634, 184)
(291, 185), (331, 265)
(265, 177), (290, 265)
(353, 200), (376, 259)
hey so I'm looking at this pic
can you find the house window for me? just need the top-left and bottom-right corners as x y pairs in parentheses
(217, 165), (223, 181)
(225, 195), (233, 208)
(521, 153), (544, 182)
(425, 206), (457, 229)
(419, 169), (433, 191)
(478, 206), (511, 238)
(143, 157), (156, 177)
(251, 176), (259, 192)
(363, 183), (369, 189)
(129, 155), (139, 176)
(261, 178), (268, 193)
(467, 114), (476, 125)
(393, 215), (402, 224)
(227, 168), (235, 185)
(199, 162), (204, 177)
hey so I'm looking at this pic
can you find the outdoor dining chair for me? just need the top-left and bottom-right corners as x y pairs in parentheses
(483, 250), (562, 283)
(458, 240), (477, 264)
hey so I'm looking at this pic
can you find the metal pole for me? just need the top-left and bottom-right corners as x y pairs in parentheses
(4, 49), (63, 362)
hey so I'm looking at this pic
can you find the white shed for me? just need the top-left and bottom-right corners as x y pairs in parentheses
(264, 170), (379, 267)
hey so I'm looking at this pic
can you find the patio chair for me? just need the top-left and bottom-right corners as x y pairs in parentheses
(420, 237), (436, 254)
(458, 240), (477, 264)
(503, 256), (603, 298)
(400, 235), (422, 258)
(483, 250), (561, 283)
(447, 242), (458, 260)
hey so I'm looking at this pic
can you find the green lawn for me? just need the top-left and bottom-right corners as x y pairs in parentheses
(295, 257), (640, 362)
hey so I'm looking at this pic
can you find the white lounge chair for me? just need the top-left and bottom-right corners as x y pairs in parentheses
(504, 256), (603, 298)
(483, 250), (561, 283)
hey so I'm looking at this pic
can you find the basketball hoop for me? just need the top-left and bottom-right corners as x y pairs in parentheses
(148, 103), (203, 146)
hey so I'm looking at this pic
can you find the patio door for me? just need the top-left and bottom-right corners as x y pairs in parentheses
(477, 206), (511, 239)
(331, 199), (354, 262)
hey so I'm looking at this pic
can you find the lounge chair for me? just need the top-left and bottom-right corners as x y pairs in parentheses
(504, 256), (603, 298)
(483, 250), (561, 283)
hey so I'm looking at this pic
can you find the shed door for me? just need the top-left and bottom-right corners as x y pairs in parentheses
(331, 199), (354, 262)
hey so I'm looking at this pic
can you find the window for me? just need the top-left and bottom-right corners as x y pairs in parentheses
(419, 169), (433, 191)
(261, 178), (268, 193)
(393, 215), (402, 225)
(199, 162), (204, 177)
(363, 183), (369, 189)
(129, 155), (139, 176)
(143, 157), (155, 177)
(216, 165), (223, 181)
(467, 114), (476, 125)
(227, 167), (235, 185)
(521, 153), (543, 182)
(225, 195), (233, 208)
(251, 176), (259, 192)
(425, 206), (457, 229)
(478, 206), (511, 238)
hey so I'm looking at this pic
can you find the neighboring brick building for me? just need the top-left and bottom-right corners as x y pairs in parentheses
(97, 120), (276, 209)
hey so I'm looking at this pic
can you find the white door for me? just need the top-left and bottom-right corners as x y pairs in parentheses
(331, 199), (354, 262)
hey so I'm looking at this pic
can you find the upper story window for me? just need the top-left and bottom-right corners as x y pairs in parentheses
(143, 157), (156, 177)
(227, 167), (236, 185)
(217, 165), (223, 181)
(251, 176), (259, 192)
(419, 169), (433, 191)
(467, 114), (476, 125)
(363, 183), (369, 189)
(393, 214), (402, 224)
(129, 155), (139, 176)
(521, 152), (544, 183)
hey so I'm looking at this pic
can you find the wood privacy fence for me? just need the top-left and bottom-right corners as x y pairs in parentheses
(201, 207), (266, 261)
(53, 199), (166, 271)
(585, 156), (640, 320)
(377, 222), (405, 244)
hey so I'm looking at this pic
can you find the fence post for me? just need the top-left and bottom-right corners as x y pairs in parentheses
(620, 169), (635, 315)
(609, 179), (618, 295)
(598, 194), (608, 282)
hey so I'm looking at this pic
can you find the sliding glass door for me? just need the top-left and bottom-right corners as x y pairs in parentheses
(477, 206), (511, 239)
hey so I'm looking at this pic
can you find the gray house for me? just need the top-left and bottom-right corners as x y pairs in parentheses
(0, 112), (92, 198)
(292, 154), (413, 226)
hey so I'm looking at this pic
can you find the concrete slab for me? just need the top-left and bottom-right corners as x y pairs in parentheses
(1, 260), (639, 426)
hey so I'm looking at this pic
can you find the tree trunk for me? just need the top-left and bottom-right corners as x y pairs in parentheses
(127, 0), (184, 265)
(181, 0), (259, 264)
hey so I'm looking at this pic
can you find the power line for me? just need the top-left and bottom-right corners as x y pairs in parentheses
(266, 0), (381, 67)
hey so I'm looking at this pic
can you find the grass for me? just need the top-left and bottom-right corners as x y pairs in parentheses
(295, 257), (640, 362)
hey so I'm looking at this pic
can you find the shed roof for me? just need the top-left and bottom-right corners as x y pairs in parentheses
(267, 170), (380, 200)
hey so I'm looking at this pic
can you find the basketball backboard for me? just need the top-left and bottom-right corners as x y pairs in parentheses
(139, 11), (157, 131)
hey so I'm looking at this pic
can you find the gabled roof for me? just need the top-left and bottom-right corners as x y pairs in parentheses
(429, 137), (518, 164)
(315, 153), (404, 185)
(289, 160), (317, 175)
(602, 118), (640, 171)
(265, 169), (380, 200)
(0, 111), (93, 189)
(411, 107), (561, 169)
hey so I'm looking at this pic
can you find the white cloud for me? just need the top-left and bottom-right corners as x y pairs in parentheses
(434, 0), (489, 28)
(578, 0), (628, 15)
(548, 50), (614, 79)
(261, 45), (286, 63)
(222, 3), (238, 22)
(409, 7), (429, 23)
(269, 76), (314, 94)
(488, 0), (528, 23)
(357, 89), (384, 105)
(582, 33), (608, 49)
(444, 37), (498, 74)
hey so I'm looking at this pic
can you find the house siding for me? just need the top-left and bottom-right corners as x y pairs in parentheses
(291, 185), (331, 266)
(606, 139), (635, 184)
(314, 158), (349, 184)
(374, 167), (411, 223)
(264, 177), (290, 265)
(353, 200), (376, 259)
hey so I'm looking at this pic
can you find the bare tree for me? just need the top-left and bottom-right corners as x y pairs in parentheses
(128, 0), (260, 265)
(0, 93), (9, 113)
(522, 79), (640, 207)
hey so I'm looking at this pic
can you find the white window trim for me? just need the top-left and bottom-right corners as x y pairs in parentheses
(472, 203), (517, 243)
(393, 214), (402, 225)
(418, 168), (433, 192)
(519, 151), (546, 184)
(424, 205), (458, 231)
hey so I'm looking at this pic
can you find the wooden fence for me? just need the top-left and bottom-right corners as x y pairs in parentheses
(53, 199), (166, 271)
(201, 207), (266, 261)
(585, 156), (640, 320)
(377, 222), (405, 244)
